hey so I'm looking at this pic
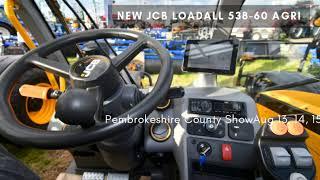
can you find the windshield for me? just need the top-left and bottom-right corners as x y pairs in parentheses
(230, 0), (320, 83)
(33, 0), (320, 91)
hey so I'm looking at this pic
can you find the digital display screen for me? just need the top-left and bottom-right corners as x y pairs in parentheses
(214, 102), (241, 112)
(188, 99), (246, 118)
(183, 40), (236, 74)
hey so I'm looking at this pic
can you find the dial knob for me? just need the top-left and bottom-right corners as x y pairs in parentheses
(205, 121), (225, 138)
(206, 122), (218, 132)
(200, 100), (212, 113)
(150, 123), (172, 142)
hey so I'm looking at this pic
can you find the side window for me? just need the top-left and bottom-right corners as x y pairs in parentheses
(34, 0), (61, 35)
(307, 48), (320, 77)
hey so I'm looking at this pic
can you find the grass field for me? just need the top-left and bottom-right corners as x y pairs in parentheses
(9, 58), (308, 179)
(146, 58), (301, 88)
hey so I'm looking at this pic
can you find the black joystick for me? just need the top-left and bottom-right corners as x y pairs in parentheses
(55, 89), (97, 128)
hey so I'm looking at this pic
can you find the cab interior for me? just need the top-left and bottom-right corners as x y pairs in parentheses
(0, 0), (319, 180)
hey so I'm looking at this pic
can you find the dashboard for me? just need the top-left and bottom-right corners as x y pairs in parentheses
(144, 87), (261, 180)
(141, 38), (315, 180)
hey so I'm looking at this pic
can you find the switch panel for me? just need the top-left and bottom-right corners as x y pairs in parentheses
(187, 137), (257, 173)
(256, 123), (315, 180)
(187, 118), (225, 138)
(228, 122), (254, 141)
(270, 147), (291, 167)
(290, 148), (313, 168)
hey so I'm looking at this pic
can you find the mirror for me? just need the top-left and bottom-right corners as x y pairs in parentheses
(183, 40), (237, 75)
(238, 40), (283, 61)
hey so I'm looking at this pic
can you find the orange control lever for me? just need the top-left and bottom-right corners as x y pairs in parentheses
(19, 84), (51, 100)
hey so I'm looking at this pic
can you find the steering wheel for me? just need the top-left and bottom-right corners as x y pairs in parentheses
(0, 29), (173, 148)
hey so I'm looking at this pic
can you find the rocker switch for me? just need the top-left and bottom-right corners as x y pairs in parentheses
(290, 148), (313, 167)
(270, 147), (291, 167)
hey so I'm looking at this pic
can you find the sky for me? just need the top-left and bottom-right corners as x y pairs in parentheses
(0, 0), (318, 6)
(0, 0), (319, 17)
(110, 0), (311, 5)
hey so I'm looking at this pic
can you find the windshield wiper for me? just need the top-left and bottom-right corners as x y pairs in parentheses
(264, 77), (320, 91)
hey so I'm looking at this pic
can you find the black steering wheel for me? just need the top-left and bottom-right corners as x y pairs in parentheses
(0, 29), (173, 148)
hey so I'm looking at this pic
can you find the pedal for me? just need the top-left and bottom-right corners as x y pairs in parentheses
(82, 172), (105, 180)
(106, 173), (129, 180)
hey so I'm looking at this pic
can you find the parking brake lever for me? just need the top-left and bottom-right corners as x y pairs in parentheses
(19, 84), (62, 100)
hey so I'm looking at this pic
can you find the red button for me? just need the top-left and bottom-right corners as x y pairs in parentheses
(222, 144), (232, 161)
